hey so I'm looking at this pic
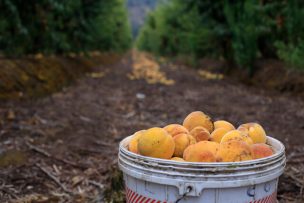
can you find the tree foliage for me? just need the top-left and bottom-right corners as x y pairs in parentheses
(0, 0), (132, 55)
(137, 0), (304, 71)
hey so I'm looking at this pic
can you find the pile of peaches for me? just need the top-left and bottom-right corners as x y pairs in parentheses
(128, 111), (274, 162)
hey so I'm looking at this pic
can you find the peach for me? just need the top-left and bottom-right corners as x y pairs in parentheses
(220, 130), (253, 145)
(138, 127), (175, 159)
(238, 126), (249, 135)
(251, 144), (274, 159)
(183, 111), (214, 133)
(183, 141), (219, 162)
(171, 157), (185, 162)
(188, 135), (197, 145)
(217, 140), (252, 162)
(163, 124), (189, 137)
(173, 133), (196, 157)
(214, 120), (235, 131)
(190, 126), (210, 142)
(210, 128), (229, 143)
(129, 130), (145, 154)
(238, 123), (267, 144)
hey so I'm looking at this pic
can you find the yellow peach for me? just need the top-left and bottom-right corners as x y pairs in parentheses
(210, 128), (229, 143)
(214, 120), (235, 131)
(173, 133), (196, 157)
(138, 127), (175, 159)
(188, 135), (197, 145)
(217, 140), (252, 162)
(183, 141), (219, 162)
(238, 123), (267, 144)
(163, 124), (189, 137)
(251, 144), (274, 159)
(171, 157), (185, 162)
(238, 126), (249, 135)
(129, 130), (145, 154)
(220, 130), (253, 145)
(190, 126), (210, 142)
(183, 111), (214, 133)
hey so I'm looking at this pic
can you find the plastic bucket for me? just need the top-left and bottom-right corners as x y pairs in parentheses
(118, 136), (286, 203)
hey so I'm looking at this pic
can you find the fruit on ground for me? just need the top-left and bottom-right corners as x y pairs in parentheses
(220, 130), (253, 145)
(251, 143), (274, 159)
(214, 120), (235, 131)
(238, 123), (267, 144)
(173, 133), (196, 157)
(217, 140), (252, 162)
(129, 130), (145, 154)
(190, 126), (210, 142)
(183, 111), (214, 133)
(171, 157), (185, 162)
(210, 128), (230, 143)
(138, 127), (175, 159)
(163, 124), (189, 137)
(183, 141), (219, 162)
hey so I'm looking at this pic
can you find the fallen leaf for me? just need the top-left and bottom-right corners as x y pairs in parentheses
(72, 176), (84, 187)
(88, 72), (105, 78)
(7, 109), (15, 120)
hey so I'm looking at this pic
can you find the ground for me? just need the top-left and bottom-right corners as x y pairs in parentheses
(0, 52), (303, 203)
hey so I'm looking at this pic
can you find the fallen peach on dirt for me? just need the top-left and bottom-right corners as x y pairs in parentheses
(164, 124), (189, 137)
(238, 123), (267, 144)
(214, 120), (235, 131)
(251, 143), (274, 159)
(128, 130), (145, 154)
(138, 127), (175, 159)
(183, 141), (219, 162)
(183, 111), (214, 133)
(190, 126), (210, 142)
(217, 140), (252, 162)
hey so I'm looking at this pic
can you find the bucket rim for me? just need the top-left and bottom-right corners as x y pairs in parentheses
(119, 135), (285, 166)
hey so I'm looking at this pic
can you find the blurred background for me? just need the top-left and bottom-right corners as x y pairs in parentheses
(0, 0), (303, 202)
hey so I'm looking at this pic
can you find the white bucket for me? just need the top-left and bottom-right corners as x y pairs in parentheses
(118, 136), (286, 203)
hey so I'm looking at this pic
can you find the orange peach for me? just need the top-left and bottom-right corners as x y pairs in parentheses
(129, 130), (145, 154)
(238, 123), (267, 144)
(220, 130), (253, 145)
(251, 143), (274, 159)
(138, 127), (175, 159)
(183, 141), (219, 162)
(171, 157), (185, 162)
(217, 140), (252, 162)
(214, 120), (235, 131)
(188, 135), (197, 145)
(238, 126), (249, 135)
(163, 124), (189, 137)
(183, 111), (214, 133)
(173, 133), (196, 157)
(190, 126), (210, 142)
(210, 128), (229, 143)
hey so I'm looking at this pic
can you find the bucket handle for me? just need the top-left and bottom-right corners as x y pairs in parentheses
(175, 186), (192, 203)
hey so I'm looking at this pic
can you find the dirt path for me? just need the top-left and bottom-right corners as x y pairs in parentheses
(0, 52), (303, 202)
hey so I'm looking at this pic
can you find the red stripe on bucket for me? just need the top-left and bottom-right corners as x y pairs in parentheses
(126, 187), (277, 203)
(249, 191), (277, 203)
(131, 193), (139, 202)
(128, 189), (136, 202)
(125, 187), (164, 203)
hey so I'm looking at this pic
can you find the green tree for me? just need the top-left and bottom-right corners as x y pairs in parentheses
(136, 0), (304, 72)
(0, 0), (132, 55)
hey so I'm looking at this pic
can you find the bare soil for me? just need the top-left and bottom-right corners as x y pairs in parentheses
(0, 52), (303, 202)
